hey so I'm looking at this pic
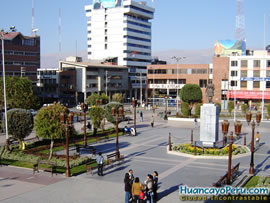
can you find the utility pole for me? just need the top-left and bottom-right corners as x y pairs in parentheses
(105, 70), (108, 97)
(171, 56), (186, 113)
(140, 72), (143, 105)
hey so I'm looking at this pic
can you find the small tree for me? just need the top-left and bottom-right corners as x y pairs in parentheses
(86, 93), (109, 106)
(112, 93), (123, 103)
(228, 101), (234, 115)
(34, 103), (73, 160)
(267, 105), (270, 117)
(0, 76), (39, 109)
(241, 103), (248, 114)
(104, 102), (124, 125)
(6, 109), (33, 149)
(88, 106), (105, 137)
(215, 103), (221, 115)
(195, 103), (202, 117)
(180, 84), (202, 116)
(86, 93), (100, 106)
(181, 102), (190, 117)
(100, 93), (109, 104)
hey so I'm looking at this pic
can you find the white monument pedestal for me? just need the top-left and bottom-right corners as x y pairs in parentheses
(200, 103), (219, 147)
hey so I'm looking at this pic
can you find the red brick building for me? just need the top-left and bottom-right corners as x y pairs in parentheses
(147, 64), (211, 104)
(0, 32), (40, 83)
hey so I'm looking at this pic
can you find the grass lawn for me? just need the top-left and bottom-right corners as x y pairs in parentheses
(0, 159), (94, 176)
(244, 176), (260, 188)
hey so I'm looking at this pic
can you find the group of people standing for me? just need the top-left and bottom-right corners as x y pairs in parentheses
(124, 169), (158, 203)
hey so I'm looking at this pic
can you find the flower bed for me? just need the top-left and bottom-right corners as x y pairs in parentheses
(172, 143), (248, 156)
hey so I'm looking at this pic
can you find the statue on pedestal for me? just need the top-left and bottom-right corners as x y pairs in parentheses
(206, 81), (215, 103)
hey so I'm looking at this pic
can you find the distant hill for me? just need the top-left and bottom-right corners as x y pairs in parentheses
(41, 48), (214, 68)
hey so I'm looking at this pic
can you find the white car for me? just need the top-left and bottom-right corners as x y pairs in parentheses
(76, 105), (81, 110)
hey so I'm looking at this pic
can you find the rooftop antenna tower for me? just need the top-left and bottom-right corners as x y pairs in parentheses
(59, 8), (62, 61)
(235, 0), (245, 41)
(31, 0), (38, 36)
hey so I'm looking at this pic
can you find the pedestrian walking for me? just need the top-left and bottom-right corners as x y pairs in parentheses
(132, 177), (144, 203)
(124, 173), (132, 203)
(151, 115), (154, 128)
(153, 171), (159, 201)
(144, 174), (154, 203)
(194, 118), (198, 128)
(96, 152), (104, 176)
(129, 169), (134, 201)
(140, 111), (143, 122)
(255, 131), (261, 149)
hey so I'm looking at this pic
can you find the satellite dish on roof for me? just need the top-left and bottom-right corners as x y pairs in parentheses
(32, 28), (38, 36)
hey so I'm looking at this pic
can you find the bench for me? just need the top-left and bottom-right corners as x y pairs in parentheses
(213, 173), (227, 187)
(213, 163), (240, 187)
(106, 151), (125, 168)
(231, 162), (240, 181)
(75, 145), (96, 156)
(85, 159), (98, 175)
(33, 160), (56, 176)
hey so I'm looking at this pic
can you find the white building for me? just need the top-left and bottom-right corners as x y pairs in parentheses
(226, 50), (270, 114)
(85, 0), (154, 99)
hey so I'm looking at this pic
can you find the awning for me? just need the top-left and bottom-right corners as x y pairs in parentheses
(226, 90), (270, 100)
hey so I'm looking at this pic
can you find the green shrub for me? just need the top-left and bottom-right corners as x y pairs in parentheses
(215, 103), (221, 114)
(228, 101), (234, 114)
(195, 103), (202, 117)
(241, 103), (248, 114)
(267, 105), (270, 117)
(181, 102), (189, 117)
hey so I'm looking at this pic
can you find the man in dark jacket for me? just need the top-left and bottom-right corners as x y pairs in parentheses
(96, 152), (104, 176)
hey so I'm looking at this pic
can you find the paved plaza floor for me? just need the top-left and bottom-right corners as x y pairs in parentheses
(0, 108), (270, 202)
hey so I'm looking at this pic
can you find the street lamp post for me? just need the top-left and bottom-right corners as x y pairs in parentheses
(132, 99), (137, 135)
(60, 112), (73, 177)
(246, 112), (261, 175)
(111, 105), (123, 158)
(1, 27), (15, 151)
(249, 120), (256, 175)
(171, 56), (186, 113)
(80, 103), (88, 147)
(221, 120), (229, 146)
(227, 132), (233, 185)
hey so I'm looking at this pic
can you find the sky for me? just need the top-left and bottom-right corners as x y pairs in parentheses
(1, 0), (269, 67)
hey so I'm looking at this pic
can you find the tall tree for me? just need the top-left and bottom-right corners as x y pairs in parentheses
(86, 93), (109, 106)
(0, 76), (39, 109)
(34, 103), (74, 160)
(180, 84), (202, 116)
(88, 106), (105, 137)
(5, 108), (33, 149)
(112, 93), (123, 103)
(104, 102), (124, 125)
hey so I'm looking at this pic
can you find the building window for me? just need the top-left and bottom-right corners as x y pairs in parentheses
(266, 81), (270, 88)
(266, 70), (270, 77)
(241, 60), (247, 67)
(241, 70), (247, 77)
(253, 70), (260, 77)
(253, 81), (260, 88)
(267, 60), (270, 67)
(199, 79), (207, 88)
(253, 60), (261, 67)
(231, 61), (238, 67)
(230, 80), (237, 87)
(240, 81), (247, 88)
(231, 71), (238, 77)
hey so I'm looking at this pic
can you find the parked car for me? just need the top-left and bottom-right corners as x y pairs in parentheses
(29, 109), (37, 116)
(76, 104), (81, 110)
